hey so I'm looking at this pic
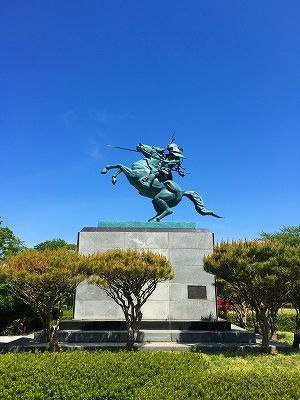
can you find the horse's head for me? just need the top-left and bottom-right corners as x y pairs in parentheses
(136, 143), (164, 159)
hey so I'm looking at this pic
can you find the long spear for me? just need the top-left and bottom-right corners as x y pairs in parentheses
(107, 144), (138, 152)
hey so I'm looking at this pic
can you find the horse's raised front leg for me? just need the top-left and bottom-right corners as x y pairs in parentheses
(101, 164), (124, 174)
(111, 169), (122, 185)
(101, 164), (134, 187)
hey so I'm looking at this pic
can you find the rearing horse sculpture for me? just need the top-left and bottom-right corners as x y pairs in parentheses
(101, 143), (222, 222)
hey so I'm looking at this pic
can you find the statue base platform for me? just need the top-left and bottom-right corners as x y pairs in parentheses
(74, 222), (217, 321)
(97, 220), (196, 230)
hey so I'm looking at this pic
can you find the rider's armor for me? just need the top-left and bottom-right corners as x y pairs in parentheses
(139, 143), (185, 187)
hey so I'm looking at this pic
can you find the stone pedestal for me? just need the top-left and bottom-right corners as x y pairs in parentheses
(74, 222), (217, 321)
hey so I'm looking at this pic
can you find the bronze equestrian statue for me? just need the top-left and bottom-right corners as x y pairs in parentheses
(101, 142), (222, 222)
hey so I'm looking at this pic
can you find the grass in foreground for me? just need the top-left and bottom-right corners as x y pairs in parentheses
(1, 351), (300, 400)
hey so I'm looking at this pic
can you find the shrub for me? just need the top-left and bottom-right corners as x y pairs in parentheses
(276, 312), (297, 332)
(0, 352), (300, 400)
(226, 311), (297, 332)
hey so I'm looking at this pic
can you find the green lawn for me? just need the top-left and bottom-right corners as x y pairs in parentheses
(1, 351), (300, 400)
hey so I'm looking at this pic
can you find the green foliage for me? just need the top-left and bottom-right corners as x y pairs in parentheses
(260, 226), (300, 331)
(34, 238), (76, 251)
(0, 218), (25, 260)
(276, 312), (298, 332)
(226, 310), (297, 332)
(0, 283), (35, 334)
(1, 352), (300, 399)
(0, 219), (30, 333)
(84, 248), (173, 280)
(204, 240), (299, 351)
(61, 307), (73, 320)
(0, 249), (85, 350)
(82, 249), (173, 349)
(277, 331), (294, 345)
(226, 312), (253, 329)
(260, 225), (300, 246)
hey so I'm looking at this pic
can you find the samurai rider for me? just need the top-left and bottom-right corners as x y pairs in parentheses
(139, 142), (186, 187)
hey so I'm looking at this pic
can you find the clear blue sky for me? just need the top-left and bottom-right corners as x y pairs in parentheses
(1, 1), (299, 247)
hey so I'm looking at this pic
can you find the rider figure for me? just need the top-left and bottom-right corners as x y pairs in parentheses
(163, 143), (185, 178)
(140, 142), (185, 187)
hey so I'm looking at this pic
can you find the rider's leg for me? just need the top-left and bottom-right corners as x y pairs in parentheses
(140, 171), (160, 187)
(140, 172), (156, 186)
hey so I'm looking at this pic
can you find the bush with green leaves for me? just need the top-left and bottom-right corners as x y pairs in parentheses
(226, 310), (297, 332)
(0, 352), (300, 400)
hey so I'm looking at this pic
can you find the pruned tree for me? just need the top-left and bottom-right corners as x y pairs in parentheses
(0, 249), (85, 351)
(204, 240), (296, 352)
(260, 226), (300, 342)
(81, 249), (173, 350)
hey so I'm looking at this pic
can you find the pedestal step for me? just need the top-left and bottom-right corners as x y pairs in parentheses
(59, 320), (231, 331)
(0, 340), (291, 354)
(34, 330), (256, 344)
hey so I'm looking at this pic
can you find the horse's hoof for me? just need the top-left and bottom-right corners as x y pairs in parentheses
(101, 168), (107, 174)
(112, 176), (117, 185)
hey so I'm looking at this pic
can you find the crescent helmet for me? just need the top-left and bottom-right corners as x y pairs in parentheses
(167, 143), (184, 158)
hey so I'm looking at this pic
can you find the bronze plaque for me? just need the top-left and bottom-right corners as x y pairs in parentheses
(188, 285), (207, 299)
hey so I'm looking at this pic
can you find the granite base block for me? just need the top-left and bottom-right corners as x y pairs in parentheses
(75, 225), (217, 321)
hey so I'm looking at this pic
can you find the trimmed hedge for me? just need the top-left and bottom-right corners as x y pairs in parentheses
(0, 352), (300, 399)
(226, 311), (297, 332)
(276, 312), (297, 332)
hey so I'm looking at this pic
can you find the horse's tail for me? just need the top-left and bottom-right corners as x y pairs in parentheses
(183, 191), (222, 218)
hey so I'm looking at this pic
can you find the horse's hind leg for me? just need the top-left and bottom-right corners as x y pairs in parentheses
(148, 197), (173, 222)
(148, 200), (163, 221)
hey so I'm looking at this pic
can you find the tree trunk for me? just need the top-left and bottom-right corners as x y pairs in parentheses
(235, 304), (248, 329)
(295, 307), (300, 331)
(234, 307), (246, 329)
(48, 327), (59, 352)
(257, 310), (271, 353)
(253, 310), (260, 334)
(41, 309), (60, 352)
(125, 308), (143, 350)
(126, 326), (136, 350)
(269, 309), (278, 340)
